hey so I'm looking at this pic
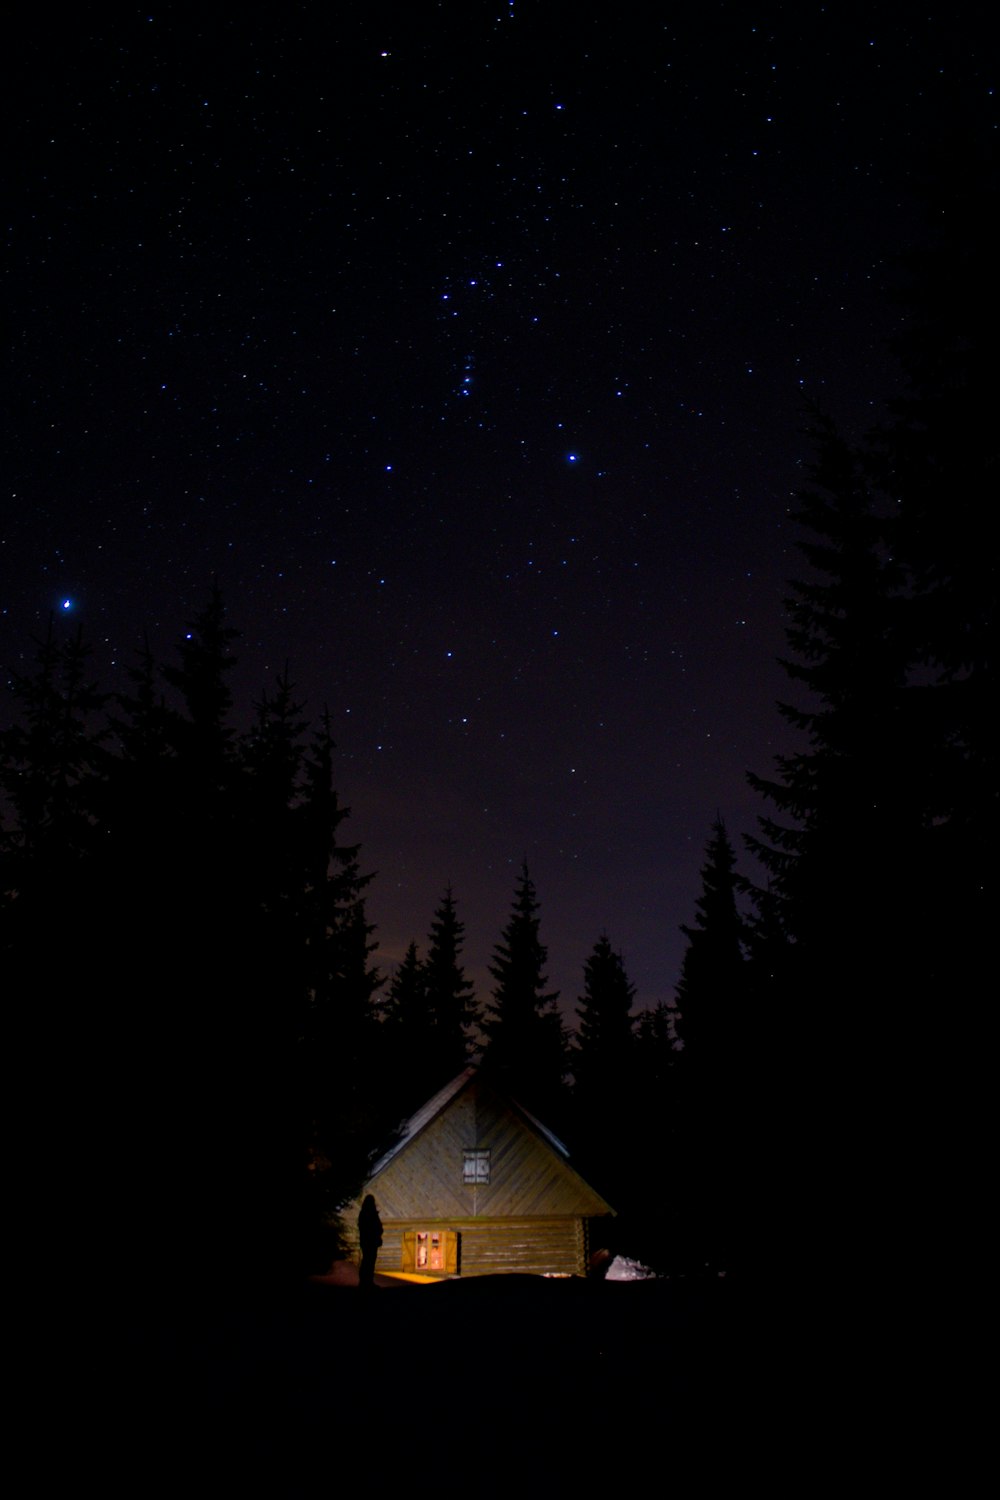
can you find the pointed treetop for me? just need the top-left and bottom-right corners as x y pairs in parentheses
(162, 584), (240, 745)
(675, 817), (746, 1065)
(424, 885), (477, 1072)
(573, 933), (636, 1098)
(482, 861), (566, 1121)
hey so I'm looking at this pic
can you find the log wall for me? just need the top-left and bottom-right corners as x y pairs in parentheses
(340, 1215), (590, 1278)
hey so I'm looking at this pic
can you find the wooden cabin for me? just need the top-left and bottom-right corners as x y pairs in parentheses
(341, 1068), (614, 1278)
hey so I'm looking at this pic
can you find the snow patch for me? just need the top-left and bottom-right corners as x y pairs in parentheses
(604, 1255), (657, 1282)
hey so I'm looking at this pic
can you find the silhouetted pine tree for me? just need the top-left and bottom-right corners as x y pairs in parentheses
(299, 712), (385, 1208)
(874, 145), (997, 1003)
(869, 145), (998, 1272)
(746, 147), (996, 1286)
(2, 596), (386, 1289)
(381, 940), (435, 1117)
(0, 619), (105, 876)
(571, 934), (636, 1203)
(241, 670), (311, 976)
(628, 999), (680, 1269)
(745, 417), (930, 1277)
(381, 890), (475, 1121)
(574, 935), (636, 1089)
(0, 622), (105, 1027)
(424, 885), (477, 1081)
(635, 999), (675, 1065)
(481, 862), (567, 1125)
(746, 418), (921, 1001)
(382, 941), (427, 1030)
(674, 818), (748, 1272)
(633, 1001), (677, 1143)
(676, 818), (745, 1066)
(122, 595), (296, 1276)
(0, 622), (107, 1271)
(161, 582), (239, 772)
(881, 142), (996, 689)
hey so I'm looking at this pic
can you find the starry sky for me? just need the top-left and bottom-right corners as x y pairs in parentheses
(4, 5), (991, 1015)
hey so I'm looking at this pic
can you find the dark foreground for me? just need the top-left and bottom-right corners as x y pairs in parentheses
(60, 1268), (936, 1490)
(62, 1271), (778, 1489)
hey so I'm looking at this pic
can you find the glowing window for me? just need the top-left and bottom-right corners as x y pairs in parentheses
(415, 1231), (445, 1271)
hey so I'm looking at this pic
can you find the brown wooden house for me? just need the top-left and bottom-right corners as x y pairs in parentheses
(340, 1068), (614, 1277)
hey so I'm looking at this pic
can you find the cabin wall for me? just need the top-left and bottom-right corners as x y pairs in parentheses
(456, 1217), (586, 1276)
(341, 1216), (589, 1277)
(336, 1072), (615, 1279)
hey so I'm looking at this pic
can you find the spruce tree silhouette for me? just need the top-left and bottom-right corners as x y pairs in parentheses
(572, 934), (636, 1200)
(424, 885), (477, 1081)
(675, 818), (748, 1273)
(481, 861), (567, 1125)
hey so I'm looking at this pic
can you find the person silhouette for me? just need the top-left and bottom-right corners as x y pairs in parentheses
(358, 1194), (383, 1288)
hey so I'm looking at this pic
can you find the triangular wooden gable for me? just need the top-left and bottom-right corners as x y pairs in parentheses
(364, 1069), (613, 1220)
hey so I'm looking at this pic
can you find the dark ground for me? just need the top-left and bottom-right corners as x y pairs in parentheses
(59, 1269), (819, 1490)
(52, 1265), (968, 1491)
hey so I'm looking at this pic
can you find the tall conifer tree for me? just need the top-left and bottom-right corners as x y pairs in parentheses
(424, 885), (477, 1081)
(2, 596), (387, 1288)
(674, 818), (748, 1272)
(381, 941), (436, 1117)
(871, 149), (998, 1274)
(572, 934), (636, 1201)
(482, 862), (567, 1124)
(874, 147), (997, 1007)
(675, 819), (745, 1069)
(0, 622), (106, 1274)
(299, 712), (384, 1202)
(746, 149), (997, 1285)
(574, 935), (635, 1099)
(745, 418), (929, 1277)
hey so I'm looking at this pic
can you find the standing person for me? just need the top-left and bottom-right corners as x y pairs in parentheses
(358, 1194), (383, 1288)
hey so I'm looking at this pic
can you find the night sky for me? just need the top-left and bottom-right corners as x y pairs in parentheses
(5, 5), (990, 1014)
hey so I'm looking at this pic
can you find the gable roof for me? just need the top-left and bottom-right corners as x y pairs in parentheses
(364, 1067), (614, 1220)
(370, 1066), (572, 1177)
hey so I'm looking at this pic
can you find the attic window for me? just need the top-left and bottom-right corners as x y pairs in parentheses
(463, 1148), (490, 1184)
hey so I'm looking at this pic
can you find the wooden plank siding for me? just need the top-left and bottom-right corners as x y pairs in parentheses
(341, 1217), (588, 1277)
(339, 1071), (613, 1278)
